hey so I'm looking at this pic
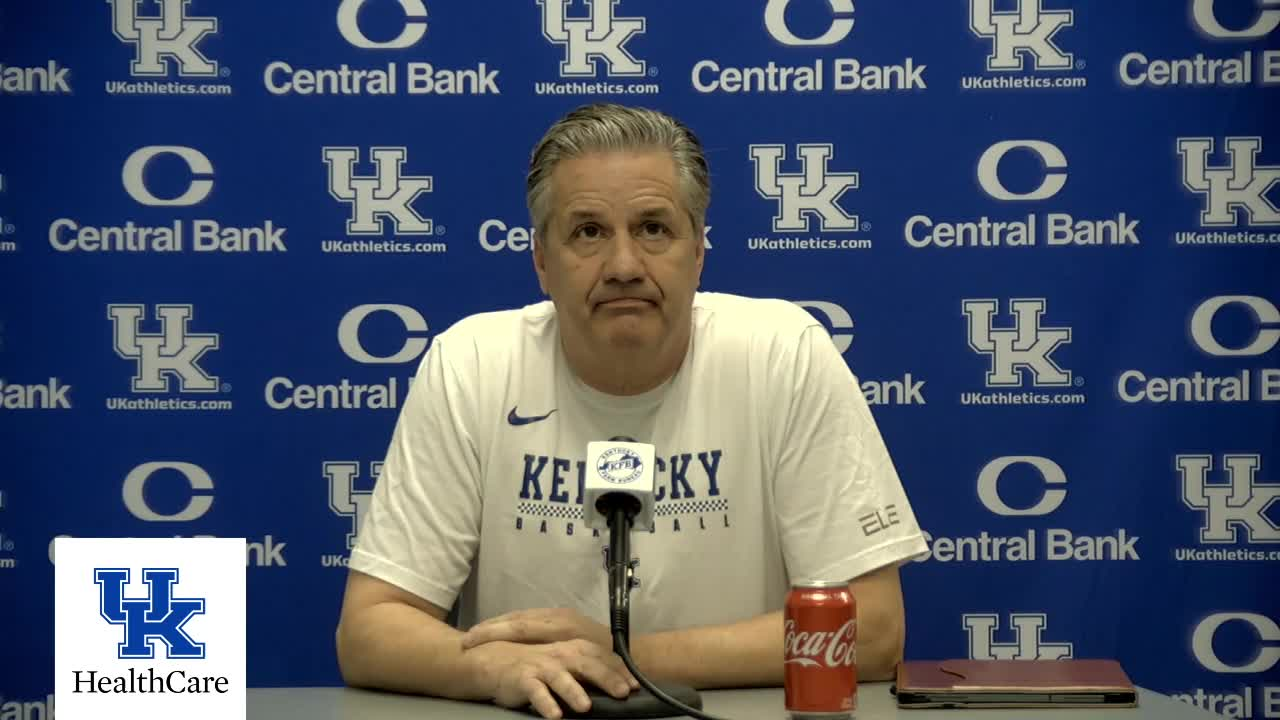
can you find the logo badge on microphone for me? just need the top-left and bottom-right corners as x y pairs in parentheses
(597, 447), (644, 484)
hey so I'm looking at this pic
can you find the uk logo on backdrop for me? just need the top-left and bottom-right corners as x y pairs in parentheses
(1116, 295), (1280, 404)
(48, 145), (287, 255)
(962, 0), (1086, 90)
(535, 0), (659, 96)
(904, 139), (1140, 250)
(105, 0), (231, 96)
(961, 298), (1086, 406)
(1175, 137), (1280, 247)
(54, 537), (246, 720)
(322, 461), (380, 567)
(106, 304), (232, 413)
(1175, 453), (1280, 562)
(321, 147), (447, 255)
(747, 143), (872, 253)
(265, 304), (428, 410)
(964, 613), (1074, 660)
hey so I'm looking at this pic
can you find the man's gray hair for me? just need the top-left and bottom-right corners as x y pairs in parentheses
(526, 103), (710, 239)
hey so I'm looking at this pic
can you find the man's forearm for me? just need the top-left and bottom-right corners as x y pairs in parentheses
(337, 601), (490, 701)
(630, 610), (785, 689)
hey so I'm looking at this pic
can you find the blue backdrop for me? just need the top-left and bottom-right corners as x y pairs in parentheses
(2, 1), (1278, 718)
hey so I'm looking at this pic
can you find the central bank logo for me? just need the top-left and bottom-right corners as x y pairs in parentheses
(964, 299), (1072, 388)
(1193, 613), (1280, 673)
(337, 0), (429, 49)
(124, 461), (215, 522)
(970, 0), (1073, 71)
(907, 139), (1138, 249)
(764, 0), (855, 46)
(693, 0), (923, 95)
(109, 304), (219, 393)
(108, 0), (218, 77)
(793, 300), (926, 406)
(1178, 137), (1280, 228)
(793, 301), (854, 353)
(115, 462), (287, 568)
(1179, 454), (1280, 544)
(1120, 1), (1280, 91)
(1192, 295), (1280, 357)
(324, 461), (380, 555)
(338, 304), (430, 364)
(964, 613), (1073, 660)
(1117, 296), (1280, 404)
(51, 146), (284, 254)
(1193, 0), (1280, 39)
(96, 568), (205, 659)
(324, 147), (434, 235)
(978, 140), (1068, 201)
(920, 456), (1138, 562)
(122, 146), (214, 207)
(539, 0), (646, 78)
(265, 306), (424, 410)
(751, 144), (859, 233)
(978, 456), (1067, 516)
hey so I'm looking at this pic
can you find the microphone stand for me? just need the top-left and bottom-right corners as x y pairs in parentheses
(554, 505), (722, 720)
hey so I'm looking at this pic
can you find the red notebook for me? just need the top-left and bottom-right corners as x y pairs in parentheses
(892, 659), (1139, 709)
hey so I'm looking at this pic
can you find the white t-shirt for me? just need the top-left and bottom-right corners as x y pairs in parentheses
(349, 291), (928, 635)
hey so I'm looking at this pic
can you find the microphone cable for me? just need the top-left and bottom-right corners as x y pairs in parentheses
(605, 506), (731, 720)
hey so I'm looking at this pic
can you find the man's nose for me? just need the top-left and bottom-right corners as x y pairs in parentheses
(602, 230), (645, 283)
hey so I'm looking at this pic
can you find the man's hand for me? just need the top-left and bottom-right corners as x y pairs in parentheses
(461, 608), (612, 651)
(467, 639), (640, 720)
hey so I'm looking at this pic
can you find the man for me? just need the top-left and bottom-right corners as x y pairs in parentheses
(335, 103), (928, 720)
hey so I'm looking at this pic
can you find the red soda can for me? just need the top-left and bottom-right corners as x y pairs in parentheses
(784, 580), (857, 720)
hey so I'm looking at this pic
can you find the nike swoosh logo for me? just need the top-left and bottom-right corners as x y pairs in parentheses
(508, 407), (557, 426)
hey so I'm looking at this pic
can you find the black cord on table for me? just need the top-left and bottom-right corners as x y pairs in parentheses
(606, 506), (731, 720)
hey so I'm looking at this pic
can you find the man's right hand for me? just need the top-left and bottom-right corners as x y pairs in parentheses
(468, 638), (641, 719)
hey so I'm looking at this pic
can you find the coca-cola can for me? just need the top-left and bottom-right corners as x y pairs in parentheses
(784, 580), (857, 720)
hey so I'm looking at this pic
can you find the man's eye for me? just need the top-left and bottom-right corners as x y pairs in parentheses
(642, 222), (667, 236)
(574, 224), (602, 239)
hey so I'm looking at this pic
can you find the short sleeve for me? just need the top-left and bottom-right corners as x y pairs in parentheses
(348, 333), (482, 612)
(771, 325), (929, 584)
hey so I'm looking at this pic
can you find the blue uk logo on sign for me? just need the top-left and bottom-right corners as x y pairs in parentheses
(55, 538), (246, 720)
(96, 568), (206, 659)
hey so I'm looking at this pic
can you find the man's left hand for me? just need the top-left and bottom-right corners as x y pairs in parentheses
(461, 609), (612, 651)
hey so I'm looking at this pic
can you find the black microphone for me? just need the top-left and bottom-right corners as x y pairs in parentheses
(566, 441), (727, 720)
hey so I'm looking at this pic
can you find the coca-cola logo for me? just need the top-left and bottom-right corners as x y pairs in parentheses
(784, 618), (856, 668)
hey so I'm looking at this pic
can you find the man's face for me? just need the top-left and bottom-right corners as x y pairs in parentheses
(533, 149), (704, 360)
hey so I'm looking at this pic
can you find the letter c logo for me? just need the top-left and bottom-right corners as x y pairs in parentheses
(793, 301), (854, 354)
(337, 0), (429, 49)
(1190, 296), (1280, 357)
(1192, 613), (1280, 673)
(977, 456), (1067, 516)
(122, 146), (214, 207)
(123, 462), (215, 522)
(764, 0), (855, 46)
(1192, 0), (1280, 39)
(977, 140), (1068, 202)
(339, 304), (430, 364)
